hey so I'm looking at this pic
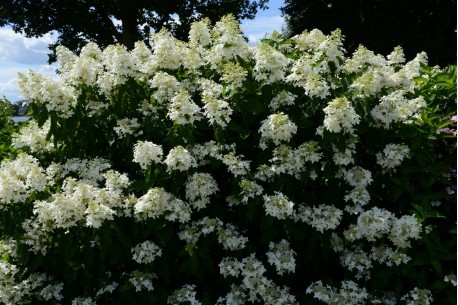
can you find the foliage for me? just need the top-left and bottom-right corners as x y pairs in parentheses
(0, 98), (20, 161)
(0, 0), (268, 62)
(0, 16), (456, 305)
(0, 98), (14, 129)
(280, 0), (457, 67)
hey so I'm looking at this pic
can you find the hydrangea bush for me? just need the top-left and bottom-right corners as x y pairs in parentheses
(0, 15), (456, 305)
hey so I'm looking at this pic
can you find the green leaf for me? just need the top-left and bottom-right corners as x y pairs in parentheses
(431, 259), (443, 274)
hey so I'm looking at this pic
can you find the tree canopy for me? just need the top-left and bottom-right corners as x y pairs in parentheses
(0, 0), (268, 62)
(281, 0), (457, 67)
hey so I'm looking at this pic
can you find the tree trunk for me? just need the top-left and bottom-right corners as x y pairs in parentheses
(120, 0), (138, 50)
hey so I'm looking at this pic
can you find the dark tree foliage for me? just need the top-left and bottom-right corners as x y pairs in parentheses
(0, 0), (268, 62)
(281, 0), (457, 67)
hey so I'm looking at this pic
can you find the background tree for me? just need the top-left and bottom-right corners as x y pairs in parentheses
(281, 0), (457, 67)
(0, 0), (268, 62)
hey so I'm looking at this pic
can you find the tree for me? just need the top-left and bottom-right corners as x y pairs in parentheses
(281, 0), (457, 67)
(0, 0), (268, 62)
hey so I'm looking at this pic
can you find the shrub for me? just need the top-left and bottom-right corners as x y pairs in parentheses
(0, 98), (20, 161)
(0, 15), (456, 305)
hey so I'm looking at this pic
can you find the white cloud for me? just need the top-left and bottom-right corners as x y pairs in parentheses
(0, 28), (57, 65)
(241, 15), (285, 43)
(0, 78), (19, 101)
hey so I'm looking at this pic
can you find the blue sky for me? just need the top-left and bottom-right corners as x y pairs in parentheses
(0, 0), (285, 103)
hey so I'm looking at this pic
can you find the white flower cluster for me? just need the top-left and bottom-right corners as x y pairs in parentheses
(218, 254), (298, 304)
(344, 166), (373, 188)
(216, 284), (246, 305)
(84, 100), (109, 117)
(150, 29), (186, 71)
(269, 90), (297, 111)
(287, 29), (343, 99)
(202, 95), (233, 127)
(71, 297), (96, 305)
(189, 18), (211, 47)
(164, 146), (197, 172)
(293, 29), (328, 52)
(347, 49), (395, 93)
(0, 154), (47, 207)
(323, 97), (360, 134)
(150, 72), (181, 104)
(332, 139), (357, 166)
(98, 45), (139, 93)
(189, 141), (227, 164)
(266, 240), (296, 275)
(222, 153), (251, 177)
(208, 15), (250, 66)
(371, 91), (426, 128)
(168, 89), (202, 125)
(221, 62), (247, 91)
(198, 78), (234, 127)
(185, 172), (219, 210)
(370, 245), (411, 267)
(344, 187), (371, 214)
(342, 45), (386, 74)
(350, 207), (394, 241)
(114, 118), (143, 139)
(13, 120), (54, 153)
(343, 45), (428, 99)
(254, 147), (297, 180)
(33, 174), (127, 229)
(444, 274), (457, 286)
(131, 241), (162, 264)
(18, 71), (76, 118)
(306, 280), (368, 305)
(1, 267), (65, 304)
(263, 192), (295, 220)
(259, 113), (297, 148)
(340, 247), (373, 279)
(340, 165), (374, 213)
(129, 270), (155, 292)
(217, 224), (249, 251)
(134, 187), (191, 223)
(133, 140), (163, 170)
(178, 217), (223, 245)
(96, 281), (118, 296)
(105, 170), (130, 193)
(60, 157), (111, 185)
(333, 243), (411, 279)
(350, 67), (391, 98)
(258, 141), (322, 180)
(167, 284), (201, 305)
(199, 78), (223, 97)
(56, 42), (102, 86)
(344, 208), (422, 249)
(39, 282), (64, 302)
(179, 217), (248, 251)
(389, 215), (423, 248)
(295, 204), (343, 233)
(401, 288), (433, 305)
(239, 178), (264, 204)
(21, 218), (51, 255)
(0, 239), (16, 258)
(253, 43), (289, 84)
(0, 262), (28, 304)
(288, 57), (331, 99)
(376, 143), (411, 170)
(139, 98), (157, 117)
